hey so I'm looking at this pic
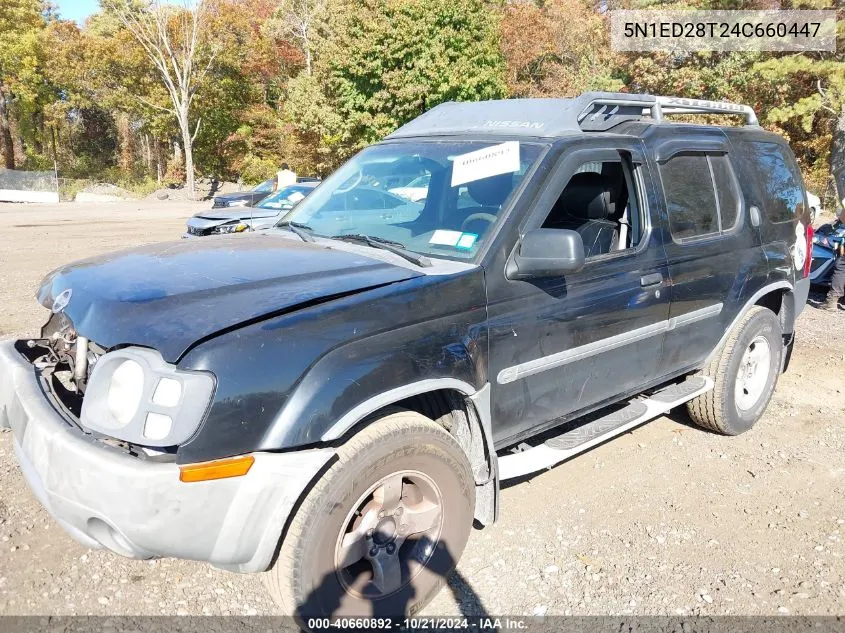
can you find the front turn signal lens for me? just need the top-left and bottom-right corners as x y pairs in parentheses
(179, 455), (255, 483)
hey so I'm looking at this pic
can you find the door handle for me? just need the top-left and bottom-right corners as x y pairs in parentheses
(640, 273), (663, 287)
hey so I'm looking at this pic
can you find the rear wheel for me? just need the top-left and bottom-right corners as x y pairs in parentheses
(263, 409), (475, 618)
(687, 306), (783, 435)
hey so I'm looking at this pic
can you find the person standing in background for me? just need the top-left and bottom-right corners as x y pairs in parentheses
(277, 163), (296, 189)
(823, 206), (845, 312)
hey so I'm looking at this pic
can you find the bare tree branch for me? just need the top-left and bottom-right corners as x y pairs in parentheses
(102, 0), (217, 200)
(817, 79), (839, 115)
(268, 0), (327, 76)
(134, 93), (176, 115)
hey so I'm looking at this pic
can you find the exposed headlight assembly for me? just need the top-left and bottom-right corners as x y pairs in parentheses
(214, 222), (249, 234)
(106, 359), (145, 426)
(81, 347), (215, 447)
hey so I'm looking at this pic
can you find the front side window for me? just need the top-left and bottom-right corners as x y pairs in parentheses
(539, 155), (644, 260)
(659, 151), (741, 240)
(281, 141), (544, 259)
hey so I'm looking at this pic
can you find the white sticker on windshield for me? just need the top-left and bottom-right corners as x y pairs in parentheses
(451, 141), (520, 187)
(288, 191), (306, 203)
(429, 229), (463, 246)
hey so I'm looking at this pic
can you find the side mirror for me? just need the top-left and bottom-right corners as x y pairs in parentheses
(507, 228), (585, 280)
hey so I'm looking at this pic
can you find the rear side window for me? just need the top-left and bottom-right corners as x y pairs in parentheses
(659, 152), (741, 240)
(745, 141), (804, 223)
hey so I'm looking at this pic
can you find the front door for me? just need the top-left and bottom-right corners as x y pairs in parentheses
(486, 141), (670, 447)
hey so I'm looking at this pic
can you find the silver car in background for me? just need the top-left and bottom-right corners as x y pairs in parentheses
(184, 182), (319, 237)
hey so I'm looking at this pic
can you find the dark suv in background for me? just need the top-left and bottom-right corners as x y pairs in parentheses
(2, 93), (811, 621)
(211, 176), (321, 209)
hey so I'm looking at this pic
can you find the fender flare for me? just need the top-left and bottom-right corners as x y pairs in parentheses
(320, 378), (479, 441)
(320, 378), (500, 526)
(705, 280), (794, 364)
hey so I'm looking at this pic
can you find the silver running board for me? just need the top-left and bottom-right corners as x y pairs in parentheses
(497, 376), (714, 481)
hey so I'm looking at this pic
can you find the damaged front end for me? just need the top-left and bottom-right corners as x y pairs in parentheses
(19, 311), (216, 462)
(23, 312), (105, 420)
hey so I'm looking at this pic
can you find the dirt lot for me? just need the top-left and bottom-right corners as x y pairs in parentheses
(0, 202), (843, 617)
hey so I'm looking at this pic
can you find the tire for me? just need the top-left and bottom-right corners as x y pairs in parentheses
(263, 409), (475, 619)
(687, 306), (783, 435)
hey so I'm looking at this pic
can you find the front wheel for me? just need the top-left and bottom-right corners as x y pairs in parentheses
(687, 306), (783, 435)
(263, 409), (475, 618)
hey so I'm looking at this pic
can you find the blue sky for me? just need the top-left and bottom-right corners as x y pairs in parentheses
(55, 0), (101, 24)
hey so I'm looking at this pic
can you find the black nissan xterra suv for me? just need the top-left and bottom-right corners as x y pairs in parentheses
(1, 93), (812, 618)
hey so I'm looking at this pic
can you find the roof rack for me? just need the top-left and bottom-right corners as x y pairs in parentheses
(385, 92), (760, 140)
(577, 93), (759, 129)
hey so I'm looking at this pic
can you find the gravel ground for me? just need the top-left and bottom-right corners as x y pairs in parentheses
(0, 202), (843, 617)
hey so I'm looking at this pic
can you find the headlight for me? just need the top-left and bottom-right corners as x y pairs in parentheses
(227, 199), (249, 207)
(106, 360), (145, 428)
(81, 347), (215, 447)
(214, 223), (249, 234)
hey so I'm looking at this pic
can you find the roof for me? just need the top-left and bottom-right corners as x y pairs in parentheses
(386, 92), (758, 140)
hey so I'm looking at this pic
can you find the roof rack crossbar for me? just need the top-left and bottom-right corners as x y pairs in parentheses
(654, 96), (758, 126)
(577, 93), (758, 128)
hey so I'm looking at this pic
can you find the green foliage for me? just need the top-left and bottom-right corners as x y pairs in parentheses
(57, 178), (91, 202)
(1, 0), (841, 198)
(238, 154), (278, 185)
(116, 175), (160, 197)
(0, 0), (45, 101)
(285, 0), (508, 171)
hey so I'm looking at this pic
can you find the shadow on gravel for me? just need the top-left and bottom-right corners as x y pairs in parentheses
(294, 536), (489, 624)
(806, 285), (844, 311)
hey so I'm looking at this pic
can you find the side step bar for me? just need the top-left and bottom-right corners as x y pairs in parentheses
(497, 376), (714, 481)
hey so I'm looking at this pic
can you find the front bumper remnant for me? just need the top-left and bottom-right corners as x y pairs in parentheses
(0, 340), (334, 573)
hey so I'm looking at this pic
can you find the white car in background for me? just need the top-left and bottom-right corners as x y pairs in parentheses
(808, 191), (821, 223)
(388, 174), (430, 202)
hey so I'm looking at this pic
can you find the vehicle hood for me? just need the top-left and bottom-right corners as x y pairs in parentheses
(214, 192), (257, 204)
(189, 207), (278, 224)
(36, 233), (424, 362)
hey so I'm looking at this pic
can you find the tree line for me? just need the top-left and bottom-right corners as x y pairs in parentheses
(0, 0), (842, 201)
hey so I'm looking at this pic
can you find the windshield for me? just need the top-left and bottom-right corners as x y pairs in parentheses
(280, 140), (543, 260)
(258, 185), (313, 210)
(252, 178), (275, 193)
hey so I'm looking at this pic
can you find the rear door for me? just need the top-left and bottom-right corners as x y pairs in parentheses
(647, 129), (769, 377)
(728, 137), (809, 287)
(485, 138), (671, 447)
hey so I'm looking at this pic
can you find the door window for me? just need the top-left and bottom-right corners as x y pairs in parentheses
(659, 152), (741, 240)
(710, 154), (740, 230)
(539, 156), (643, 260)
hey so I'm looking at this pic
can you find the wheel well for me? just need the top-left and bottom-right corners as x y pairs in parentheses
(755, 290), (783, 315)
(369, 388), (497, 526)
(754, 288), (795, 336)
(396, 389), (465, 429)
(395, 390), (490, 482)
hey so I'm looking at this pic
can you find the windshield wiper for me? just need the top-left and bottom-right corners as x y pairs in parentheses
(276, 221), (315, 243)
(329, 234), (432, 268)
